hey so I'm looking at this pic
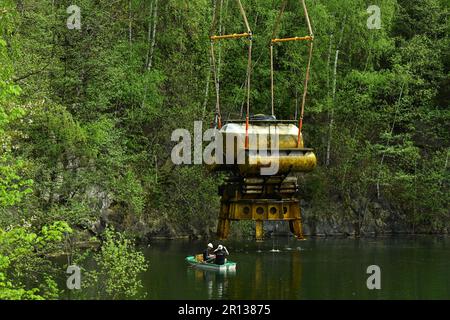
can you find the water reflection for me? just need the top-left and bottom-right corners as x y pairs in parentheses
(187, 267), (236, 299)
(291, 250), (302, 297)
(254, 247), (303, 299)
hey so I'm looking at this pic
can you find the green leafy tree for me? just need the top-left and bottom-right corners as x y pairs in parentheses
(0, 1), (33, 210)
(76, 228), (148, 299)
(0, 221), (73, 300)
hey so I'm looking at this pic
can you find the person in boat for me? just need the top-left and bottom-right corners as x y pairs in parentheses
(213, 244), (229, 265)
(203, 243), (215, 263)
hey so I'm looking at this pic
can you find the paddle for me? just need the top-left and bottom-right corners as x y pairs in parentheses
(205, 257), (215, 264)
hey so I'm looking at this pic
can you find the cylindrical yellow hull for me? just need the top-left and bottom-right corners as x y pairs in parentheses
(239, 150), (317, 175)
(207, 121), (317, 174)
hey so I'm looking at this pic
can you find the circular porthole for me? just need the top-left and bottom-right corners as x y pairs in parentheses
(270, 207), (277, 214)
(256, 207), (264, 215)
(283, 206), (288, 214)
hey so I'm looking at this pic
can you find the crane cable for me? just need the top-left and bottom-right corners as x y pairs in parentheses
(210, 0), (222, 129)
(236, 0), (253, 149)
(270, 0), (288, 117)
(245, 39), (252, 149)
(210, 42), (221, 128)
(298, 0), (314, 147)
(209, 0), (253, 148)
(298, 40), (313, 146)
(269, 0), (314, 147)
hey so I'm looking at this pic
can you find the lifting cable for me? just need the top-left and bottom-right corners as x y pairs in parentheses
(210, 0), (222, 129)
(209, 0), (253, 143)
(269, 0), (314, 147)
(270, 0), (288, 117)
(237, 0), (253, 149)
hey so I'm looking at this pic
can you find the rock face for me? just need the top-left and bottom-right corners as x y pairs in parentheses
(89, 205), (187, 242)
(265, 201), (422, 237)
(87, 195), (448, 241)
(300, 199), (429, 236)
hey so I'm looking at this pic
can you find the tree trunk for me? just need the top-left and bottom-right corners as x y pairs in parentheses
(325, 34), (333, 165)
(376, 81), (405, 198)
(141, 0), (159, 108)
(128, 0), (132, 47)
(144, 1), (154, 69)
(325, 17), (345, 167)
(147, 0), (158, 71)
(202, 54), (212, 119)
(326, 49), (339, 167)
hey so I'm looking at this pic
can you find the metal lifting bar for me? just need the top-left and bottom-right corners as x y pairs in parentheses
(210, 32), (251, 41)
(272, 35), (313, 43)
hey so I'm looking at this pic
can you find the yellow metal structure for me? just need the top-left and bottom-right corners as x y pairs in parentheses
(216, 169), (307, 240)
(210, 33), (251, 41)
(207, 0), (317, 241)
(240, 149), (316, 175)
(212, 118), (316, 240)
(209, 120), (317, 175)
(271, 36), (313, 43)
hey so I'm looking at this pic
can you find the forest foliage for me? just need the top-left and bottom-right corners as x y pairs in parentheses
(0, 0), (449, 286)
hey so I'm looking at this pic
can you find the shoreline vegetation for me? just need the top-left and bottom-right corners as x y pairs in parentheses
(0, 0), (448, 299)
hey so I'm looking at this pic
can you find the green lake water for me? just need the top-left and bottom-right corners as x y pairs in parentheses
(140, 236), (450, 300)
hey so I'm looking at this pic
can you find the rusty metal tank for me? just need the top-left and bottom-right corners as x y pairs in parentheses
(209, 116), (317, 175)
